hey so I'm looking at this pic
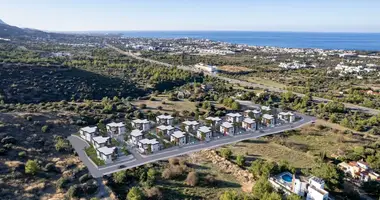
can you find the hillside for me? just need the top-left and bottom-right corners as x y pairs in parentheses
(0, 19), (54, 38)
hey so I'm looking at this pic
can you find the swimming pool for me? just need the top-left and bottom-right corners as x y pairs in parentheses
(282, 174), (293, 183)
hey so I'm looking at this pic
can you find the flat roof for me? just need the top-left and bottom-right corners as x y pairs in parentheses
(279, 111), (294, 116)
(139, 138), (159, 145)
(97, 146), (116, 155)
(198, 126), (211, 133)
(132, 119), (150, 124)
(263, 114), (274, 119)
(157, 125), (174, 130)
(157, 115), (173, 119)
(172, 131), (186, 138)
(107, 122), (125, 127)
(227, 113), (242, 117)
(130, 129), (143, 137)
(221, 122), (233, 128)
(92, 136), (110, 144)
(80, 126), (97, 133)
(261, 106), (271, 111)
(243, 118), (255, 124)
(206, 116), (222, 121)
(183, 120), (199, 126)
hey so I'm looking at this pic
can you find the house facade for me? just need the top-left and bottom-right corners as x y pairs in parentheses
(226, 113), (243, 123)
(131, 119), (151, 131)
(138, 138), (160, 154)
(338, 161), (380, 182)
(171, 131), (187, 145)
(278, 112), (295, 123)
(106, 122), (126, 141)
(156, 125), (174, 136)
(96, 146), (117, 164)
(80, 126), (97, 142)
(205, 116), (222, 127)
(242, 118), (256, 130)
(92, 136), (111, 149)
(156, 115), (174, 125)
(182, 120), (200, 133)
(262, 114), (275, 127)
(197, 126), (212, 141)
(130, 129), (143, 146)
(220, 122), (234, 136)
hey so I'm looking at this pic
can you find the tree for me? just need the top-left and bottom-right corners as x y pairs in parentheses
(231, 102), (241, 110)
(25, 160), (39, 175)
(185, 171), (199, 186)
(113, 170), (127, 184)
(252, 177), (273, 199)
(287, 194), (302, 200)
(127, 187), (144, 200)
(361, 181), (380, 197)
(55, 137), (70, 152)
(147, 168), (157, 182)
(236, 155), (245, 167)
(262, 192), (282, 200)
(219, 190), (239, 200)
(41, 125), (49, 133)
(311, 163), (342, 190)
(220, 148), (232, 159)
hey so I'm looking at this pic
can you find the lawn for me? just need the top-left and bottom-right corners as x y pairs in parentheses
(84, 145), (105, 166)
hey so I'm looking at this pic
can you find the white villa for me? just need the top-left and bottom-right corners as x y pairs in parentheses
(106, 122), (126, 141)
(226, 113), (243, 123)
(138, 138), (160, 153)
(220, 122), (234, 135)
(80, 126), (97, 142)
(262, 114), (275, 127)
(261, 106), (271, 113)
(156, 115), (174, 125)
(130, 129), (143, 146)
(244, 110), (262, 118)
(197, 126), (212, 141)
(278, 112), (295, 123)
(156, 125), (175, 136)
(242, 118), (256, 130)
(307, 177), (329, 200)
(205, 116), (222, 126)
(92, 136), (111, 149)
(131, 119), (151, 131)
(96, 146), (117, 164)
(182, 120), (200, 132)
(171, 130), (187, 145)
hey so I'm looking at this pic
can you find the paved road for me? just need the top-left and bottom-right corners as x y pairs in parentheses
(106, 44), (380, 115)
(69, 113), (315, 178)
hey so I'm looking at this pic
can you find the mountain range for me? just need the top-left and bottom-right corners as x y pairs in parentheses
(0, 19), (53, 38)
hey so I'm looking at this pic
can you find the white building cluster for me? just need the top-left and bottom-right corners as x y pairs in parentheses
(335, 62), (376, 75)
(194, 63), (218, 73)
(279, 61), (316, 69)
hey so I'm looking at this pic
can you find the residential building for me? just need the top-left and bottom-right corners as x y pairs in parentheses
(106, 122), (126, 141)
(242, 118), (256, 130)
(156, 125), (174, 136)
(306, 177), (329, 200)
(197, 126), (212, 141)
(226, 113), (243, 123)
(182, 120), (200, 133)
(156, 115), (174, 125)
(92, 136), (111, 149)
(194, 63), (218, 73)
(96, 146), (117, 164)
(131, 119), (151, 131)
(220, 122), (234, 136)
(80, 126), (97, 142)
(138, 138), (160, 153)
(338, 161), (380, 182)
(130, 129), (143, 146)
(262, 114), (275, 127)
(205, 116), (222, 126)
(278, 112), (295, 123)
(261, 106), (271, 113)
(171, 130), (187, 145)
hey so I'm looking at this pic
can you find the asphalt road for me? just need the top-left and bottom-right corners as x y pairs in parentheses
(106, 44), (380, 116)
(69, 113), (315, 178)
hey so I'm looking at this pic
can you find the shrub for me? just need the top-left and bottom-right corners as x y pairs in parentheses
(41, 125), (49, 133)
(55, 137), (70, 152)
(127, 187), (144, 200)
(18, 151), (26, 158)
(25, 160), (39, 175)
(168, 157), (179, 166)
(220, 148), (232, 159)
(79, 173), (92, 183)
(236, 155), (245, 167)
(144, 187), (162, 199)
(1, 136), (16, 144)
(66, 185), (81, 199)
(161, 166), (184, 180)
(44, 163), (56, 172)
(82, 179), (98, 195)
(56, 177), (70, 189)
(185, 171), (199, 186)
(204, 174), (216, 185)
(139, 104), (147, 109)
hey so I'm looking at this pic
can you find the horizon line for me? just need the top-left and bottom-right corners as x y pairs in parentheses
(54, 30), (380, 34)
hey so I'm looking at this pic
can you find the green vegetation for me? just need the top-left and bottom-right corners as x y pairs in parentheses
(25, 160), (39, 175)
(84, 145), (105, 166)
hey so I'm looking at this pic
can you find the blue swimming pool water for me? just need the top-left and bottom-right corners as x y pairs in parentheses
(282, 174), (293, 183)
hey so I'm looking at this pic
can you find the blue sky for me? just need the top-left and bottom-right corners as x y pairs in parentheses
(0, 0), (379, 32)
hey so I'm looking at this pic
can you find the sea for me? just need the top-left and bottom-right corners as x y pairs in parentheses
(120, 31), (380, 51)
